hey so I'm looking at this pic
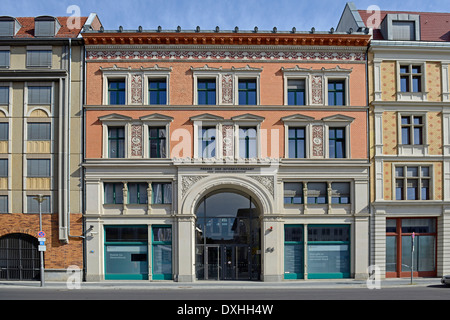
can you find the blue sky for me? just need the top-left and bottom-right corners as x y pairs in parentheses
(2, 0), (450, 31)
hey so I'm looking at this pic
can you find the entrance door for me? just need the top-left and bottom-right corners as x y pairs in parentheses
(195, 191), (261, 281)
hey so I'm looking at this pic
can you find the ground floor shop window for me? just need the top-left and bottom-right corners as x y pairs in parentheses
(104, 226), (148, 280)
(284, 224), (350, 279)
(386, 218), (436, 278)
(152, 225), (172, 280)
(284, 225), (304, 279)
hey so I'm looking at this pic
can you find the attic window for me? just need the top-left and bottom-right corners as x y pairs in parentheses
(34, 16), (60, 37)
(0, 17), (20, 37)
(392, 21), (415, 40)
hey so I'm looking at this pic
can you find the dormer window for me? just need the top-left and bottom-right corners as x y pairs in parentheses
(34, 16), (61, 37)
(0, 16), (21, 37)
(381, 14), (420, 41)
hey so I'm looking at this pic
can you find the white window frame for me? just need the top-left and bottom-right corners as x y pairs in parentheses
(281, 114), (315, 159)
(140, 113), (173, 159)
(324, 75), (350, 107)
(102, 73), (128, 105)
(191, 114), (224, 159)
(281, 66), (311, 105)
(99, 114), (132, 159)
(397, 112), (429, 156)
(392, 163), (433, 201)
(396, 61), (427, 101)
(232, 114), (264, 160)
(192, 71), (219, 105)
(322, 115), (354, 159)
(143, 65), (172, 105)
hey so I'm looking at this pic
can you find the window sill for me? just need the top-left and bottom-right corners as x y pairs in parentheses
(396, 91), (428, 102)
(397, 144), (429, 156)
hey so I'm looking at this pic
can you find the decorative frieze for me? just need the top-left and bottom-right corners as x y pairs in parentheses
(87, 50), (365, 62)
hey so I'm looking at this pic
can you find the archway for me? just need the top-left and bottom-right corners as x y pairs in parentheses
(194, 190), (261, 280)
(0, 233), (40, 280)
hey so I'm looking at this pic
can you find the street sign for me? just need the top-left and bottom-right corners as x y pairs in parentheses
(38, 238), (46, 242)
(38, 231), (45, 238)
(38, 245), (46, 252)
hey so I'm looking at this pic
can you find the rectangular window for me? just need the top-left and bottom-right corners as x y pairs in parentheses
(0, 159), (7, 177)
(307, 182), (327, 204)
(26, 50), (52, 68)
(0, 195), (7, 213)
(27, 195), (51, 214)
(287, 79), (305, 105)
(104, 182), (123, 204)
(400, 65), (422, 93)
(198, 127), (216, 158)
(104, 226), (148, 280)
(108, 79), (126, 105)
(288, 127), (305, 158)
(152, 226), (172, 280)
(149, 127), (166, 158)
(27, 159), (50, 177)
(331, 182), (350, 204)
(128, 182), (148, 204)
(0, 123), (8, 141)
(197, 79), (216, 105)
(152, 182), (172, 204)
(108, 127), (125, 158)
(239, 127), (257, 158)
(149, 79), (167, 105)
(0, 86), (8, 104)
(329, 127), (346, 158)
(284, 225), (304, 279)
(0, 21), (14, 37)
(27, 123), (51, 141)
(284, 182), (303, 204)
(307, 225), (350, 279)
(395, 165), (431, 200)
(238, 79), (257, 105)
(28, 86), (51, 104)
(0, 51), (10, 68)
(401, 115), (423, 145)
(392, 21), (415, 40)
(34, 20), (55, 37)
(328, 80), (345, 106)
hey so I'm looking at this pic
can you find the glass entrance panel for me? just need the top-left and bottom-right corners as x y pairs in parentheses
(206, 246), (220, 280)
(195, 191), (260, 280)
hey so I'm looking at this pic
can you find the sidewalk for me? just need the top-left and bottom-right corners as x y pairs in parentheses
(0, 277), (443, 290)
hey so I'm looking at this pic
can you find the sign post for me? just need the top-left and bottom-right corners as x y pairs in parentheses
(34, 195), (46, 287)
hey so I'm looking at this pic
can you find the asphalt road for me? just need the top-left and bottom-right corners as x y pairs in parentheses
(1, 285), (449, 300)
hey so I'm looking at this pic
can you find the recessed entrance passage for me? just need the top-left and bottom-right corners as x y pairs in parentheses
(195, 191), (260, 280)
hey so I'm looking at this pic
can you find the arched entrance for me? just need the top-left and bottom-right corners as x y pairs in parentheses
(194, 190), (261, 280)
(0, 233), (40, 280)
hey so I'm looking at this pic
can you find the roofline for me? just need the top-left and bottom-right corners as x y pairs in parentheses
(82, 30), (370, 47)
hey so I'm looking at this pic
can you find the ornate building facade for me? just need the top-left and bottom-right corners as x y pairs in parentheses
(82, 26), (370, 281)
(338, 2), (450, 278)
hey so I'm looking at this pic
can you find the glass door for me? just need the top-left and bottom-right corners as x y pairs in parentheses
(205, 245), (220, 280)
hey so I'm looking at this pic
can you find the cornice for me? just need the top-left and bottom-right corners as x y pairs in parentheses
(83, 32), (370, 47)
